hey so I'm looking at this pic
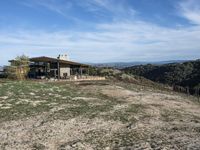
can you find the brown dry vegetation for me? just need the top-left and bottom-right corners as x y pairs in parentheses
(0, 79), (200, 150)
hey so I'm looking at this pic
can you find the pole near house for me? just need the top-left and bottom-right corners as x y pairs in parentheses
(54, 69), (56, 79)
(80, 67), (83, 76)
(87, 67), (90, 76)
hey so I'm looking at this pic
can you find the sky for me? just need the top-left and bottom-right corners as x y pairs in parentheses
(0, 0), (200, 65)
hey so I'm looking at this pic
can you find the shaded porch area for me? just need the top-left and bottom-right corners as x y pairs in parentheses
(29, 56), (89, 79)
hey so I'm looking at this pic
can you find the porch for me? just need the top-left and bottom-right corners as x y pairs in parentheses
(29, 56), (89, 79)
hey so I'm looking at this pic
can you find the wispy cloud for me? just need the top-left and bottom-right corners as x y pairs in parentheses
(21, 0), (136, 22)
(1, 20), (200, 65)
(1, 0), (200, 65)
(22, 0), (71, 14)
(179, 0), (200, 25)
(81, 0), (136, 15)
(21, 0), (81, 22)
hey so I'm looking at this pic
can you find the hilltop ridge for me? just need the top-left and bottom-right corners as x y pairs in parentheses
(90, 60), (188, 69)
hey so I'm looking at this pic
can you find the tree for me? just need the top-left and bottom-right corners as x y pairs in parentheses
(6, 55), (30, 80)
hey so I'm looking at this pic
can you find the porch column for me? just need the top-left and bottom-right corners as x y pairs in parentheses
(57, 61), (60, 80)
(87, 68), (89, 75)
(70, 68), (72, 76)
(80, 67), (83, 76)
(54, 69), (57, 79)
(44, 63), (47, 76)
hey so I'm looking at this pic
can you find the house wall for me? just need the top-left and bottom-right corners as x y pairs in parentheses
(60, 67), (70, 77)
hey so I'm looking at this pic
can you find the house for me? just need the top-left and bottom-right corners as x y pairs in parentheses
(29, 54), (90, 79)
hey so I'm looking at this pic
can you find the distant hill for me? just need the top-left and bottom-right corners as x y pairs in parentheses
(90, 60), (188, 69)
(122, 59), (200, 94)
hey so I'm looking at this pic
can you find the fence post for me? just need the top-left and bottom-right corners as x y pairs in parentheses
(186, 87), (190, 96)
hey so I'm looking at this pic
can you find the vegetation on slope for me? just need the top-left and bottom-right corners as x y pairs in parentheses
(123, 59), (200, 94)
(89, 67), (172, 92)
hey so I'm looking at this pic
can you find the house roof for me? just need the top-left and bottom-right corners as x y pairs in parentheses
(29, 56), (89, 67)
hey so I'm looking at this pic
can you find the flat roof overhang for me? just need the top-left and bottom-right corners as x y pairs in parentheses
(29, 56), (89, 68)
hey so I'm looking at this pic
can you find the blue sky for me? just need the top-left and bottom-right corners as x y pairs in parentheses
(0, 0), (200, 65)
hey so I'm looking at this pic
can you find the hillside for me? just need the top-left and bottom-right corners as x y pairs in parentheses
(0, 79), (200, 149)
(123, 59), (200, 94)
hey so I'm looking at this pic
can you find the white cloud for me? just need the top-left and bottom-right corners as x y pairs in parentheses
(1, 0), (200, 66)
(179, 0), (200, 25)
(21, 0), (136, 22)
(1, 20), (200, 65)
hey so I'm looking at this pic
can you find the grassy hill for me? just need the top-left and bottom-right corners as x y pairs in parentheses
(0, 79), (200, 149)
(123, 59), (200, 94)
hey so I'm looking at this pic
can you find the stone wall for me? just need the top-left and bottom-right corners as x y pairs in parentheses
(69, 76), (106, 81)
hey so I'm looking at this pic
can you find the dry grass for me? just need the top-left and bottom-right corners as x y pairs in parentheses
(0, 79), (200, 149)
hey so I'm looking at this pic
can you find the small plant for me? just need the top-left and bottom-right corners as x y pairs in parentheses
(32, 143), (45, 150)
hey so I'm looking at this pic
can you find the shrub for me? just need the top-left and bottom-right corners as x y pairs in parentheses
(6, 55), (30, 80)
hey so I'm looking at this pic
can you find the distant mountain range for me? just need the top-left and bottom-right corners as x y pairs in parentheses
(90, 60), (189, 69)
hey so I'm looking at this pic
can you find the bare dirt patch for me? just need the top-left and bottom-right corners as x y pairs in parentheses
(0, 115), (123, 150)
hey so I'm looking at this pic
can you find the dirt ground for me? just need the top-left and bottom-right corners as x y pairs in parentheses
(0, 80), (200, 150)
